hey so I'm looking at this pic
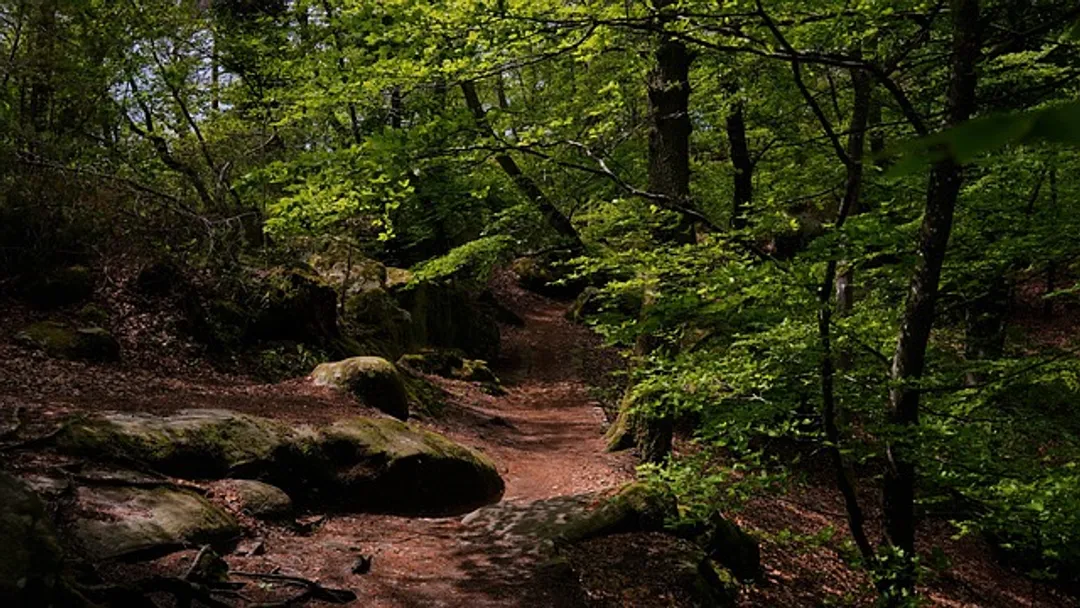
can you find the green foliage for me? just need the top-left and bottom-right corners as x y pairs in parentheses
(409, 235), (516, 286)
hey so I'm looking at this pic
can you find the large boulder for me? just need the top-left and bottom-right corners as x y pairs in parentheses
(310, 356), (410, 420)
(55, 410), (294, 479)
(70, 485), (240, 560)
(0, 473), (68, 606)
(54, 410), (504, 515)
(25, 265), (94, 309)
(16, 321), (120, 362)
(296, 417), (505, 514)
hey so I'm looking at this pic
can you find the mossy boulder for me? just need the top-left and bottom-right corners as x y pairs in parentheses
(303, 417), (504, 514)
(344, 288), (414, 358)
(54, 410), (502, 516)
(70, 485), (240, 560)
(397, 349), (466, 377)
(397, 349), (498, 383)
(76, 303), (110, 326)
(55, 410), (294, 479)
(556, 482), (677, 545)
(0, 473), (67, 606)
(311, 356), (410, 420)
(208, 479), (293, 520)
(25, 265), (94, 309)
(16, 321), (120, 362)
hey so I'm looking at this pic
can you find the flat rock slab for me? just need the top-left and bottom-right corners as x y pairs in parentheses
(70, 485), (240, 560)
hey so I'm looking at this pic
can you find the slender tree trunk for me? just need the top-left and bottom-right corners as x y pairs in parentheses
(460, 80), (582, 250)
(1044, 166), (1058, 318)
(727, 97), (752, 230)
(883, 0), (979, 600)
(819, 64), (873, 563)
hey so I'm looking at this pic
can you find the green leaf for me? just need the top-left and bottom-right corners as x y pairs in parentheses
(885, 102), (1080, 177)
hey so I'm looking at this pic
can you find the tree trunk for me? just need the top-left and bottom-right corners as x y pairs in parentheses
(727, 98), (752, 230)
(631, 0), (696, 462)
(460, 80), (582, 250)
(819, 64), (873, 563)
(647, 0), (694, 244)
(883, 0), (979, 600)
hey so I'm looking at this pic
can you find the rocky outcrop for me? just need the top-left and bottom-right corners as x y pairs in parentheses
(54, 410), (504, 515)
(16, 321), (120, 362)
(311, 356), (411, 420)
(70, 485), (240, 560)
(389, 272), (501, 361)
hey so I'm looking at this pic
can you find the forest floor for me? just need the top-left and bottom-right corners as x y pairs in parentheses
(1, 271), (1078, 607)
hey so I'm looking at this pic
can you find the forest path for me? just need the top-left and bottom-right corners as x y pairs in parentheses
(225, 272), (636, 607)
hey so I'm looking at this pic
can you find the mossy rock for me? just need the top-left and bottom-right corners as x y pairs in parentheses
(604, 391), (637, 452)
(76, 303), (110, 326)
(454, 359), (498, 383)
(556, 482), (677, 545)
(0, 473), (67, 606)
(208, 479), (293, 520)
(397, 349), (466, 377)
(311, 356), (410, 420)
(55, 410), (295, 479)
(70, 485), (240, 560)
(54, 410), (501, 516)
(308, 417), (505, 514)
(398, 350), (498, 385)
(249, 266), (340, 344)
(25, 265), (94, 309)
(16, 321), (120, 362)
(343, 288), (414, 358)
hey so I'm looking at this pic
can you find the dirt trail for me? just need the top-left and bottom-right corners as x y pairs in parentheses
(220, 273), (635, 607)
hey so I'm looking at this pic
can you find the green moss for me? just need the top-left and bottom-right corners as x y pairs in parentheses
(56, 411), (294, 478)
(556, 482), (676, 545)
(16, 321), (119, 362)
(311, 357), (411, 420)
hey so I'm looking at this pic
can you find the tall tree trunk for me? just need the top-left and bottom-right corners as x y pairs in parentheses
(820, 64), (873, 563)
(883, 0), (979, 600)
(460, 80), (582, 250)
(647, 0), (694, 245)
(632, 0), (695, 464)
(727, 97), (752, 230)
